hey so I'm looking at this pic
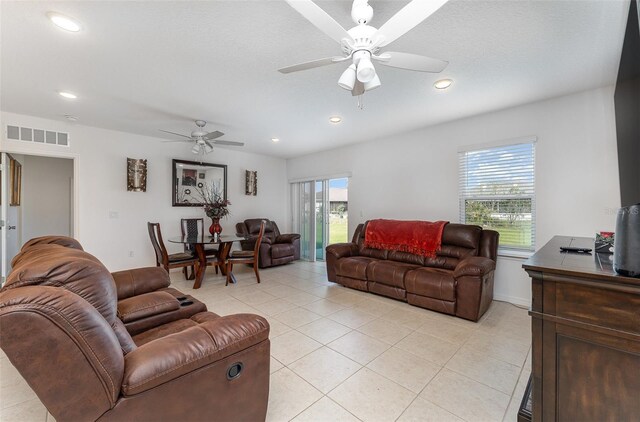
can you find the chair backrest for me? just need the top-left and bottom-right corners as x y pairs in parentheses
(148, 222), (168, 266)
(253, 221), (266, 255)
(181, 218), (204, 252)
(0, 244), (129, 420)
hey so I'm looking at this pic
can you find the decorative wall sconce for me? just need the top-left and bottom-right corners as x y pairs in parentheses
(245, 170), (257, 196)
(127, 158), (147, 192)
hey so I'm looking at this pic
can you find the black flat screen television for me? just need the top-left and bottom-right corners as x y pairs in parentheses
(614, 0), (640, 207)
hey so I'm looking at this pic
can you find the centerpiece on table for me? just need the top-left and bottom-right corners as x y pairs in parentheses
(197, 184), (230, 236)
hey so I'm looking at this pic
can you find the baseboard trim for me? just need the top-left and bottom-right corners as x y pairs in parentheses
(494, 293), (531, 308)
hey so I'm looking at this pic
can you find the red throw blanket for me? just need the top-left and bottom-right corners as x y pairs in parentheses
(364, 219), (449, 258)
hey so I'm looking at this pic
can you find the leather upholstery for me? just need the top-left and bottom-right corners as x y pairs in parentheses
(326, 221), (499, 321)
(236, 219), (301, 268)
(112, 267), (171, 300)
(366, 261), (418, 288)
(117, 291), (180, 323)
(19, 235), (84, 251)
(0, 237), (271, 422)
(405, 268), (456, 301)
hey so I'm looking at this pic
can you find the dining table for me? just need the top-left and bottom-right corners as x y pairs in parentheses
(168, 233), (246, 289)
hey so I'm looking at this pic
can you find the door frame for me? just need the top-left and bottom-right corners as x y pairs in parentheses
(1, 147), (79, 279)
(291, 176), (350, 262)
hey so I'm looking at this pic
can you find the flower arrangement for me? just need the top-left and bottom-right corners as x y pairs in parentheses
(196, 183), (231, 220)
(595, 231), (615, 254)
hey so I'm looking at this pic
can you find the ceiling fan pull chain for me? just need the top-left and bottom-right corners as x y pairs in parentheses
(357, 94), (364, 110)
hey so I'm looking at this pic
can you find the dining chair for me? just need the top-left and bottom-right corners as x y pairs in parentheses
(181, 218), (220, 274)
(225, 220), (265, 286)
(148, 222), (198, 280)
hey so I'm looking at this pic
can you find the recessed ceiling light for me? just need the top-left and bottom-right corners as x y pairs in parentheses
(329, 116), (342, 124)
(434, 79), (453, 90)
(271, 138), (280, 143)
(58, 91), (77, 99)
(47, 12), (81, 32)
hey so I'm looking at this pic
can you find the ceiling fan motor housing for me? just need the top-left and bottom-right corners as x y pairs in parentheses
(351, 0), (373, 24)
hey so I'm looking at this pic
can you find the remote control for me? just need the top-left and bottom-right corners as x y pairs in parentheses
(560, 246), (592, 253)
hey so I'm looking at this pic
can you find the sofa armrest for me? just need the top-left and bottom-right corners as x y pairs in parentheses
(325, 243), (359, 282)
(275, 233), (300, 244)
(453, 256), (496, 279)
(326, 243), (358, 259)
(122, 313), (270, 396)
(111, 267), (171, 300)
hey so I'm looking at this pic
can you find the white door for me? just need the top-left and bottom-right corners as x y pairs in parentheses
(1, 153), (19, 282)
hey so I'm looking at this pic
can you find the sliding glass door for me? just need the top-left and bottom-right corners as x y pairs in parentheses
(292, 177), (348, 261)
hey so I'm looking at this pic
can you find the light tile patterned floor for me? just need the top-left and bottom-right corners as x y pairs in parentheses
(0, 261), (531, 422)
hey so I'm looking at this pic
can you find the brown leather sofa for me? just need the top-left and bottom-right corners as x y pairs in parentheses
(1, 236), (270, 421)
(326, 222), (499, 321)
(236, 219), (300, 268)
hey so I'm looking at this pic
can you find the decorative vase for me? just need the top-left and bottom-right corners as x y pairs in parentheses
(209, 218), (222, 236)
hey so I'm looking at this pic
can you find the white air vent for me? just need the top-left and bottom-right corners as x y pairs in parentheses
(6, 125), (70, 147)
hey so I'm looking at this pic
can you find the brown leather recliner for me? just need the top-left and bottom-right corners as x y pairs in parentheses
(236, 219), (300, 268)
(326, 221), (499, 322)
(1, 236), (271, 421)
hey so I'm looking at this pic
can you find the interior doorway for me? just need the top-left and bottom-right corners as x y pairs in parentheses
(291, 177), (349, 261)
(1, 153), (75, 282)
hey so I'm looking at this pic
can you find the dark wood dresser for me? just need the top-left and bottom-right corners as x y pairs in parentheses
(521, 236), (640, 422)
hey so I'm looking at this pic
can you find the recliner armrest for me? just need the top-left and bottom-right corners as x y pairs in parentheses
(111, 267), (171, 300)
(117, 291), (179, 323)
(326, 243), (359, 259)
(122, 313), (270, 396)
(453, 256), (496, 278)
(275, 234), (300, 244)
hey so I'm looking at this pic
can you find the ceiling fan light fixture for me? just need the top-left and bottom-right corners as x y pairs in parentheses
(356, 57), (376, 83)
(338, 64), (357, 90)
(191, 144), (201, 154)
(364, 74), (381, 92)
(204, 144), (214, 154)
(434, 79), (453, 90)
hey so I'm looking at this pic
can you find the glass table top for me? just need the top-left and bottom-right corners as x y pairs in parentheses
(167, 234), (246, 245)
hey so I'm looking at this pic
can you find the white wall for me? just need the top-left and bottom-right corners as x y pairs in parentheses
(1, 112), (288, 271)
(286, 86), (621, 306)
(22, 155), (73, 241)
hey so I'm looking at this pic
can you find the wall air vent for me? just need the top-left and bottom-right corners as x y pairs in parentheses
(6, 125), (70, 147)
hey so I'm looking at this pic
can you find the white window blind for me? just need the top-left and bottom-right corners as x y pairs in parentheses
(459, 140), (536, 251)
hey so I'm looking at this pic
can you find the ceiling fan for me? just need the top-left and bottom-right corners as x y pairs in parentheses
(279, 0), (450, 99)
(159, 120), (244, 155)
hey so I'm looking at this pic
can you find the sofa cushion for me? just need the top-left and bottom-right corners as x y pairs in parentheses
(366, 260), (418, 288)
(405, 268), (456, 302)
(271, 243), (294, 259)
(131, 311), (221, 347)
(336, 256), (379, 280)
(442, 223), (482, 250)
(387, 251), (425, 266)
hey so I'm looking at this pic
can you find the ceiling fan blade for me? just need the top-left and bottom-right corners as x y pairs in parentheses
(212, 140), (245, 147)
(204, 140), (215, 150)
(162, 140), (192, 143)
(374, 0), (449, 47)
(159, 129), (192, 139)
(285, 0), (354, 44)
(203, 130), (224, 141)
(376, 52), (448, 73)
(279, 57), (345, 74)
(351, 80), (365, 96)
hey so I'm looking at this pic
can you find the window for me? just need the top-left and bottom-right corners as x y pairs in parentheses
(459, 139), (536, 251)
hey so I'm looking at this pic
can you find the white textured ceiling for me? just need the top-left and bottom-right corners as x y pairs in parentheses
(0, 1), (630, 158)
